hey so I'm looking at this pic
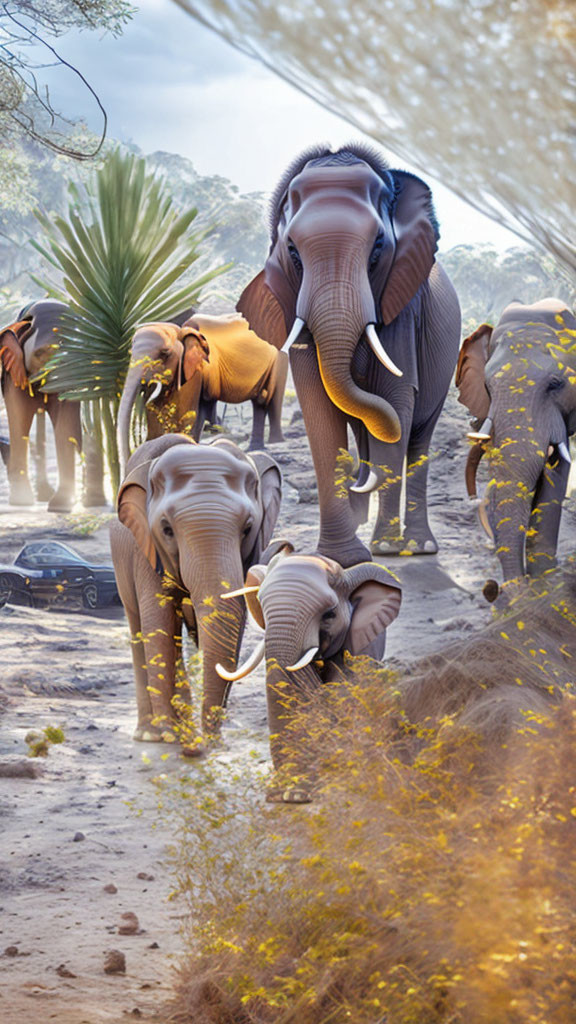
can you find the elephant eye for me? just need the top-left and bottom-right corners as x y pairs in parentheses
(243, 519), (254, 539)
(369, 234), (385, 270)
(161, 520), (174, 539)
(547, 376), (565, 392)
(322, 608), (337, 622)
(287, 240), (302, 272)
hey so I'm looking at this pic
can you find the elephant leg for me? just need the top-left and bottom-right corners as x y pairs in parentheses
(291, 341), (371, 566)
(266, 350), (288, 444)
(370, 440), (407, 555)
(47, 399), (81, 512)
(248, 400), (267, 450)
(83, 406), (107, 507)
(4, 378), (38, 505)
(526, 454), (570, 576)
(34, 408), (54, 502)
(402, 438), (439, 554)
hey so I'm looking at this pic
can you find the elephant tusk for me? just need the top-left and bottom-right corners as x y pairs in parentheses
(365, 324), (403, 377)
(477, 497), (494, 541)
(146, 381), (163, 406)
(467, 417), (493, 441)
(282, 317), (306, 353)
(558, 441), (571, 463)
(350, 469), (380, 494)
(220, 585), (260, 600)
(286, 647), (319, 672)
(216, 639), (266, 682)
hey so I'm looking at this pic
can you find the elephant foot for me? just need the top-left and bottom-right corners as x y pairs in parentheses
(371, 535), (438, 557)
(9, 480), (35, 506)
(317, 535), (372, 568)
(181, 738), (205, 758)
(133, 723), (178, 743)
(267, 430), (285, 445)
(48, 490), (74, 513)
(36, 481), (54, 503)
(84, 492), (109, 509)
(266, 784), (313, 805)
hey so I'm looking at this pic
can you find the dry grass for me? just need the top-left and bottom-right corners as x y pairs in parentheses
(163, 559), (576, 1024)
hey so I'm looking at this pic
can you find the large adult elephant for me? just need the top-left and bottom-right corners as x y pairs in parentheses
(217, 546), (401, 801)
(117, 312), (288, 472)
(0, 299), (105, 510)
(238, 145), (461, 566)
(109, 433), (282, 749)
(457, 298), (576, 585)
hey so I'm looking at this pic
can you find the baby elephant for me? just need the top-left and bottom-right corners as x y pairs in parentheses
(217, 548), (402, 800)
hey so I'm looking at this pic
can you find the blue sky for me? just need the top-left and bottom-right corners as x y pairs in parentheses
(34, 0), (518, 251)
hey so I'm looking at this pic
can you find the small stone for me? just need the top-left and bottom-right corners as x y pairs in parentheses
(103, 949), (126, 975)
(136, 872), (154, 881)
(56, 963), (76, 978)
(4, 946), (19, 957)
(147, 942), (159, 950)
(103, 883), (118, 894)
(72, 832), (85, 842)
(0, 758), (44, 779)
(117, 912), (139, 935)
(130, 1010), (142, 1019)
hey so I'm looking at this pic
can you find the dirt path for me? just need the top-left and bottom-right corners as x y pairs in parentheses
(0, 393), (574, 1022)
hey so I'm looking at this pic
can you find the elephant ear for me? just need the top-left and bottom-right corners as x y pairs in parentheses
(343, 563), (402, 657)
(246, 451), (283, 562)
(117, 461), (157, 570)
(237, 269), (289, 350)
(380, 171), (439, 325)
(180, 326), (209, 381)
(455, 323), (493, 419)
(0, 320), (31, 389)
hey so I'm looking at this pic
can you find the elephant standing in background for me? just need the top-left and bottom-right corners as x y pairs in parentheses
(117, 312), (289, 472)
(110, 434), (282, 749)
(239, 144), (461, 566)
(218, 547), (401, 800)
(457, 298), (576, 586)
(0, 299), (105, 510)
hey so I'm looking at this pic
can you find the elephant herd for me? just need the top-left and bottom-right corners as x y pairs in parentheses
(2, 144), (574, 800)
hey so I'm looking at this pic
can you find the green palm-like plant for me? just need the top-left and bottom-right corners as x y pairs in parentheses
(31, 147), (230, 491)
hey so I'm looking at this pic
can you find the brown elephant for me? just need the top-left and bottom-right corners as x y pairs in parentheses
(109, 433), (282, 750)
(117, 312), (289, 472)
(0, 299), (105, 511)
(217, 546), (402, 801)
(238, 145), (461, 566)
(457, 298), (576, 588)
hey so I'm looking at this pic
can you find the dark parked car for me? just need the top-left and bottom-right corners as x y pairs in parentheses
(0, 541), (121, 611)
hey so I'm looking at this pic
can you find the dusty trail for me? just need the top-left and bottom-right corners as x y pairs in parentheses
(0, 392), (574, 1022)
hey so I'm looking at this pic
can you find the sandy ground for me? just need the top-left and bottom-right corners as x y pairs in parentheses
(0, 390), (574, 1023)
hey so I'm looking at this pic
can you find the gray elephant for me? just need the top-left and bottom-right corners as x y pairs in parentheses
(217, 547), (401, 800)
(457, 298), (575, 586)
(238, 144), (461, 566)
(0, 299), (105, 510)
(109, 434), (282, 750)
(117, 313), (288, 473)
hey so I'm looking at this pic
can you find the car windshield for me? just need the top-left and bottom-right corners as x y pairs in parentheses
(18, 542), (86, 567)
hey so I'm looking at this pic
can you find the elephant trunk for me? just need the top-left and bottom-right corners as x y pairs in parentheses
(179, 540), (246, 731)
(298, 253), (401, 443)
(262, 603), (322, 770)
(117, 364), (146, 474)
(488, 450), (545, 582)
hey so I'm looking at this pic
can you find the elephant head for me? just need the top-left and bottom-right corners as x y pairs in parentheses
(217, 550), (401, 777)
(457, 298), (576, 584)
(0, 299), (67, 388)
(117, 321), (210, 471)
(238, 145), (439, 447)
(117, 434), (282, 727)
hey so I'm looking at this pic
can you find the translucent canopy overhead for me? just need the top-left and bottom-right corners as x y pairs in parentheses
(171, 0), (575, 280)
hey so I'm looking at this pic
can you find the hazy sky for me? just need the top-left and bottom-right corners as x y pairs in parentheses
(35, 0), (518, 251)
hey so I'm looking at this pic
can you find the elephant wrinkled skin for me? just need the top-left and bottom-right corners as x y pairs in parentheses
(218, 547), (401, 800)
(110, 433), (282, 749)
(238, 145), (461, 566)
(457, 298), (576, 586)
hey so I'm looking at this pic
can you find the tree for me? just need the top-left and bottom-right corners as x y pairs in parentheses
(32, 147), (230, 490)
(0, 1), (133, 210)
(170, 0), (576, 282)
